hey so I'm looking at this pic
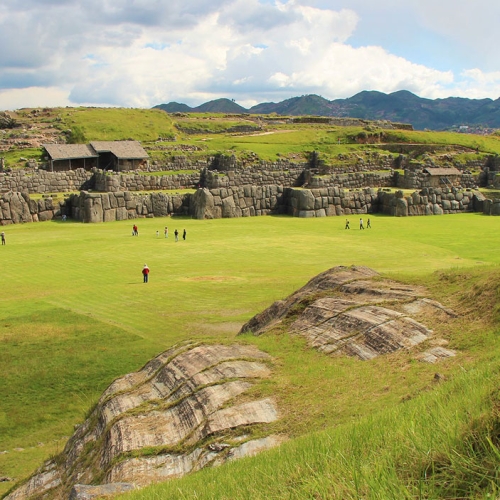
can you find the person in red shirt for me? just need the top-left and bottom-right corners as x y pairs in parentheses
(142, 264), (150, 283)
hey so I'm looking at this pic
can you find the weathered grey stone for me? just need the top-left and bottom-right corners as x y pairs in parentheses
(433, 203), (443, 215)
(6, 343), (279, 499)
(84, 198), (103, 223)
(240, 265), (454, 362)
(395, 197), (408, 217)
(69, 483), (136, 500)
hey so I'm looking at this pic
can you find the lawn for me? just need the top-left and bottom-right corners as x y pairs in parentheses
(1, 212), (499, 497)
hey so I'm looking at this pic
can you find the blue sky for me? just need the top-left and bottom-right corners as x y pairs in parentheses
(0, 0), (498, 110)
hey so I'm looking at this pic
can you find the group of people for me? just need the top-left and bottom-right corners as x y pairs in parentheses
(164, 227), (187, 241)
(133, 225), (187, 241)
(345, 218), (371, 230)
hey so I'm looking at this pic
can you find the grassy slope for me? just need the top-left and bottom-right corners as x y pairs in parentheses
(6, 108), (500, 167)
(0, 213), (499, 498)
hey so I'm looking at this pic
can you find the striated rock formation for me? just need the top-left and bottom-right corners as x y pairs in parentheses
(239, 265), (456, 361)
(6, 342), (281, 500)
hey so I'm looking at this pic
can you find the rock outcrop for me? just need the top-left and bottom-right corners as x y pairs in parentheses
(239, 266), (456, 361)
(6, 342), (281, 500)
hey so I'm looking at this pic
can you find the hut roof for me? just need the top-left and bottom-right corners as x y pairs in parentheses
(90, 141), (148, 159)
(423, 167), (461, 176)
(43, 144), (98, 161)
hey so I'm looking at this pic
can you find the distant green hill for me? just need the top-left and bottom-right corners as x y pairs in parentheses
(154, 98), (247, 114)
(154, 91), (500, 130)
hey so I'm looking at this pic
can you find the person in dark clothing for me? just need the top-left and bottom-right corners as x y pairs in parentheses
(183, 229), (186, 240)
(345, 219), (350, 229)
(142, 264), (150, 283)
(174, 229), (179, 242)
(367, 218), (371, 228)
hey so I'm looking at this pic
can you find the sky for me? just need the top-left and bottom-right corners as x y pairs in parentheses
(1, 0), (499, 111)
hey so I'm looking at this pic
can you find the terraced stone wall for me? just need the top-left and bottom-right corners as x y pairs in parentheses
(93, 171), (201, 192)
(62, 191), (190, 223)
(0, 168), (92, 194)
(378, 187), (481, 216)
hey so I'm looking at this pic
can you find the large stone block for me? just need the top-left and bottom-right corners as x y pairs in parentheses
(433, 204), (443, 215)
(299, 210), (315, 218)
(85, 200), (103, 223)
(295, 189), (315, 211)
(395, 198), (408, 217)
(104, 208), (117, 222)
(116, 207), (128, 221)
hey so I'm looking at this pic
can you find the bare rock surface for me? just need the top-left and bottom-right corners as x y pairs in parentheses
(6, 342), (280, 499)
(239, 265), (456, 361)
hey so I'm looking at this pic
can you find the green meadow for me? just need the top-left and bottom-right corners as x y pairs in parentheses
(1, 212), (500, 498)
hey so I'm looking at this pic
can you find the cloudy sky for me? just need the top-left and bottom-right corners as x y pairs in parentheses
(1, 0), (499, 111)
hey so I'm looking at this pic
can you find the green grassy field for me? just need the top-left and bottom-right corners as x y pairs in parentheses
(1, 213), (499, 498)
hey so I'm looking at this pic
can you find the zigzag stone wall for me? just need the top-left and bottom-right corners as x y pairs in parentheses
(0, 186), (496, 225)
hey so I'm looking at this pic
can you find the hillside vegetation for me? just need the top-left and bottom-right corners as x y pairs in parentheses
(2, 106), (500, 170)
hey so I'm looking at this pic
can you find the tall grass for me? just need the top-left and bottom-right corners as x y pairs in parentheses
(120, 361), (500, 499)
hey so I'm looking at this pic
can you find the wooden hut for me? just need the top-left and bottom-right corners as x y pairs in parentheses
(422, 167), (462, 188)
(43, 144), (98, 172)
(90, 141), (148, 172)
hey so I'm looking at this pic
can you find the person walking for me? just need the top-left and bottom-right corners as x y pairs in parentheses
(183, 229), (187, 241)
(164, 226), (168, 238)
(142, 264), (150, 283)
(367, 218), (371, 229)
(359, 218), (364, 230)
(345, 219), (350, 229)
(1, 231), (5, 245)
(174, 229), (179, 242)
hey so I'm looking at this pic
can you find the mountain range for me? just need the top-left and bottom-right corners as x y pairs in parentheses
(153, 90), (500, 131)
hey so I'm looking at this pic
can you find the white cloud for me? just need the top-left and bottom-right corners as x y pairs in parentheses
(0, 87), (73, 110)
(0, 0), (498, 111)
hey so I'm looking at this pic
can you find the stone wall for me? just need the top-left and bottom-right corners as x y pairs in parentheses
(191, 186), (288, 219)
(396, 169), (477, 190)
(0, 168), (92, 194)
(1, 185), (497, 225)
(287, 187), (379, 218)
(306, 172), (394, 190)
(0, 155), (481, 196)
(378, 187), (479, 216)
(62, 191), (190, 223)
(190, 186), (378, 220)
(204, 168), (304, 189)
(0, 192), (59, 224)
(93, 171), (201, 192)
